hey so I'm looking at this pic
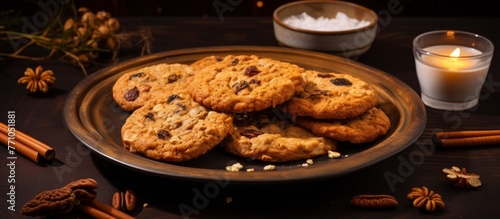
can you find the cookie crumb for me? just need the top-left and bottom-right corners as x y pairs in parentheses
(226, 197), (233, 204)
(264, 165), (276, 171)
(328, 150), (341, 158)
(226, 163), (244, 172)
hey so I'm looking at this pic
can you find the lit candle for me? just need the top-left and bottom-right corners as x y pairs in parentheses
(415, 45), (490, 105)
(413, 30), (494, 110)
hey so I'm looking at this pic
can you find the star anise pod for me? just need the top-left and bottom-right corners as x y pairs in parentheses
(407, 186), (445, 212)
(18, 65), (56, 93)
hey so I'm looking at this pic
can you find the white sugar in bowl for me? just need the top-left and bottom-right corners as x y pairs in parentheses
(273, 1), (378, 58)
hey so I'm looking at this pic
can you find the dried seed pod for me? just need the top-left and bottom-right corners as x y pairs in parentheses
(96, 10), (111, 20)
(18, 65), (56, 93)
(81, 12), (96, 28)
(97, 25), (111, 38)
(107, 18), (120, 31)
(407, 186), (445, 212)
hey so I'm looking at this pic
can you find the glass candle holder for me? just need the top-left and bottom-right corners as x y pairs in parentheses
(413, 30), (494, 110)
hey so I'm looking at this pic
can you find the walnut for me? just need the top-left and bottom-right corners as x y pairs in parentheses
(64, 178), (99, 204)
(17, 65), (56, 93)
(407, 186), (445, 212)
(20, 187), (76, 217)
(20, 178), (99, 217)
(442, 166), (481, 188)
(351, 194), (398, 209)
(65, 178), (98, 190)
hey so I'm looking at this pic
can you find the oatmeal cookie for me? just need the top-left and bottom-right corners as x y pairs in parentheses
(121, 93), (233, 162)
(282, 70), (378, 119)
(188, 55), (223, 75)
(188, 55), (306, 113)
(112, 63), (192, 111)
(222, 111), (336, 162)
(295, 107), (391, 144)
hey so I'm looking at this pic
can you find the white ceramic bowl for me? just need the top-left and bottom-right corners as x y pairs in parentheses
(273, 0), (378, 58)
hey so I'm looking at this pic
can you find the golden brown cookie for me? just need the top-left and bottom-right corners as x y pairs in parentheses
(112, 63), (192, 111)
(188, 55), (306, 113)
(121, 93), (233, 162)
(188, 55), (223, 75)
(222, 111), (336, 162)
(295, 107), (391, 144)
(282, 70), (378, 119)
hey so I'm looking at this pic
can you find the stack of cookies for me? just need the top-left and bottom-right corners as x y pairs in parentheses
(112, 55), (391, 163)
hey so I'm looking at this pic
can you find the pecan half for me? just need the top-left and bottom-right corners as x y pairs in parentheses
(351, 194), (398, 209)
(112, 189), (137, 212)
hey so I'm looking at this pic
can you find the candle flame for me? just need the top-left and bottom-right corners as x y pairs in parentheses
(450, 48), (461, 57)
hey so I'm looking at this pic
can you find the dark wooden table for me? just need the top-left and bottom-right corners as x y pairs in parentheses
(2, 16), (500, 219)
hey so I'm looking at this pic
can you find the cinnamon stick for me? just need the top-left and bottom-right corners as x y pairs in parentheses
(433, 133), (500, 147)
(434, 130), (500, 139)
(90, 200), (135, 219)
(0, 122), (55, 161)
(77, 204), (117, 219)
(0, 133), (40, 163)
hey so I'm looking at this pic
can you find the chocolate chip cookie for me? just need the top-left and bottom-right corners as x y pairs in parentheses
(295, 107), (391, 144)
(188, 55), (306, 113)
(282, 70), (378, 119)
(121, 93), (233, 162)
(112, 63), (192, 111)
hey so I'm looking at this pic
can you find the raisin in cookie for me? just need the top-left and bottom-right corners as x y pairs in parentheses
(112, 63), (192, 111)
(222, 111), (336, 162)
(282, 70), (378, 119)
(189, 55), (306, 113)
(121, 93), (233, 162)
(295, 107), (391, 144)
